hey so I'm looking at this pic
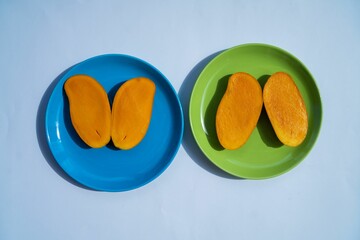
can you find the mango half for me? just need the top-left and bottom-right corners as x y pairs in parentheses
(216, 72), (263, 150)
(64, 75), (111, 148)
(263, 72), (308, 147)
(111, 77), (156, 150)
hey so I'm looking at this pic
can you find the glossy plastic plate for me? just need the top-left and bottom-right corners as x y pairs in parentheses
(46, 54), (183, 191)
(189, 43), (322, 179)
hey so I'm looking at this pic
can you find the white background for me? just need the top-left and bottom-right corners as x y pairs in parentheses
(1, 0), (360, 239)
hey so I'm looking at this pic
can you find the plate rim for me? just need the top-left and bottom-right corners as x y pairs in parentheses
(189, 43), (323, 179)
(45, 53), (184, 191)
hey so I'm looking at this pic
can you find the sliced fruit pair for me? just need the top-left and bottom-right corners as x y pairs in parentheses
(64, 75), (155, 149)
(216, 72), (308, 150)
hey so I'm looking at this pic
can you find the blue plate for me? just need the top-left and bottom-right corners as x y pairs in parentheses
(46, 54), (184, 191)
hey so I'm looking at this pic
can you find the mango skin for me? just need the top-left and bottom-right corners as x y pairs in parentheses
(64, 75), (111, 148)
(111, 77), (156, 150)
(216, 72), (263, 150)
(263, 72), (308, 147)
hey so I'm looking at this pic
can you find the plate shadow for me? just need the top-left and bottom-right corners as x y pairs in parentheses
(36, 67), (94, 190)
(178, 51), (241, 179)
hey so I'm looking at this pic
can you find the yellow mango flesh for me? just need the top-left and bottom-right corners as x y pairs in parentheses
(263, 72), (308, 147)
(111, 77), (156, 150)
(64, 75), (111, 148)
(216, 72), (263, 150)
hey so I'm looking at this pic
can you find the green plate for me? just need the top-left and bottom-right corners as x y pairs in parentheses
(189, 43), (322, 179)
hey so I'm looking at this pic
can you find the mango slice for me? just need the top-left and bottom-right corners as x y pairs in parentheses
(64, 75), (111, 148)
(111, 77), (156, 150)
(263, 72), (308, 147)
(216, 72), (263, 150)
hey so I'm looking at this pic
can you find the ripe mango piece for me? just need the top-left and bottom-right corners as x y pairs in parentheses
(216, 72), (263, 150)
(64, 75), (111, 148)
(263, 72), (308, 147)
(111, 77), (156, 150)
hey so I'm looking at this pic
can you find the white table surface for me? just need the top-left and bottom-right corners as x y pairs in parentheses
(1, 0), (360, 239)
